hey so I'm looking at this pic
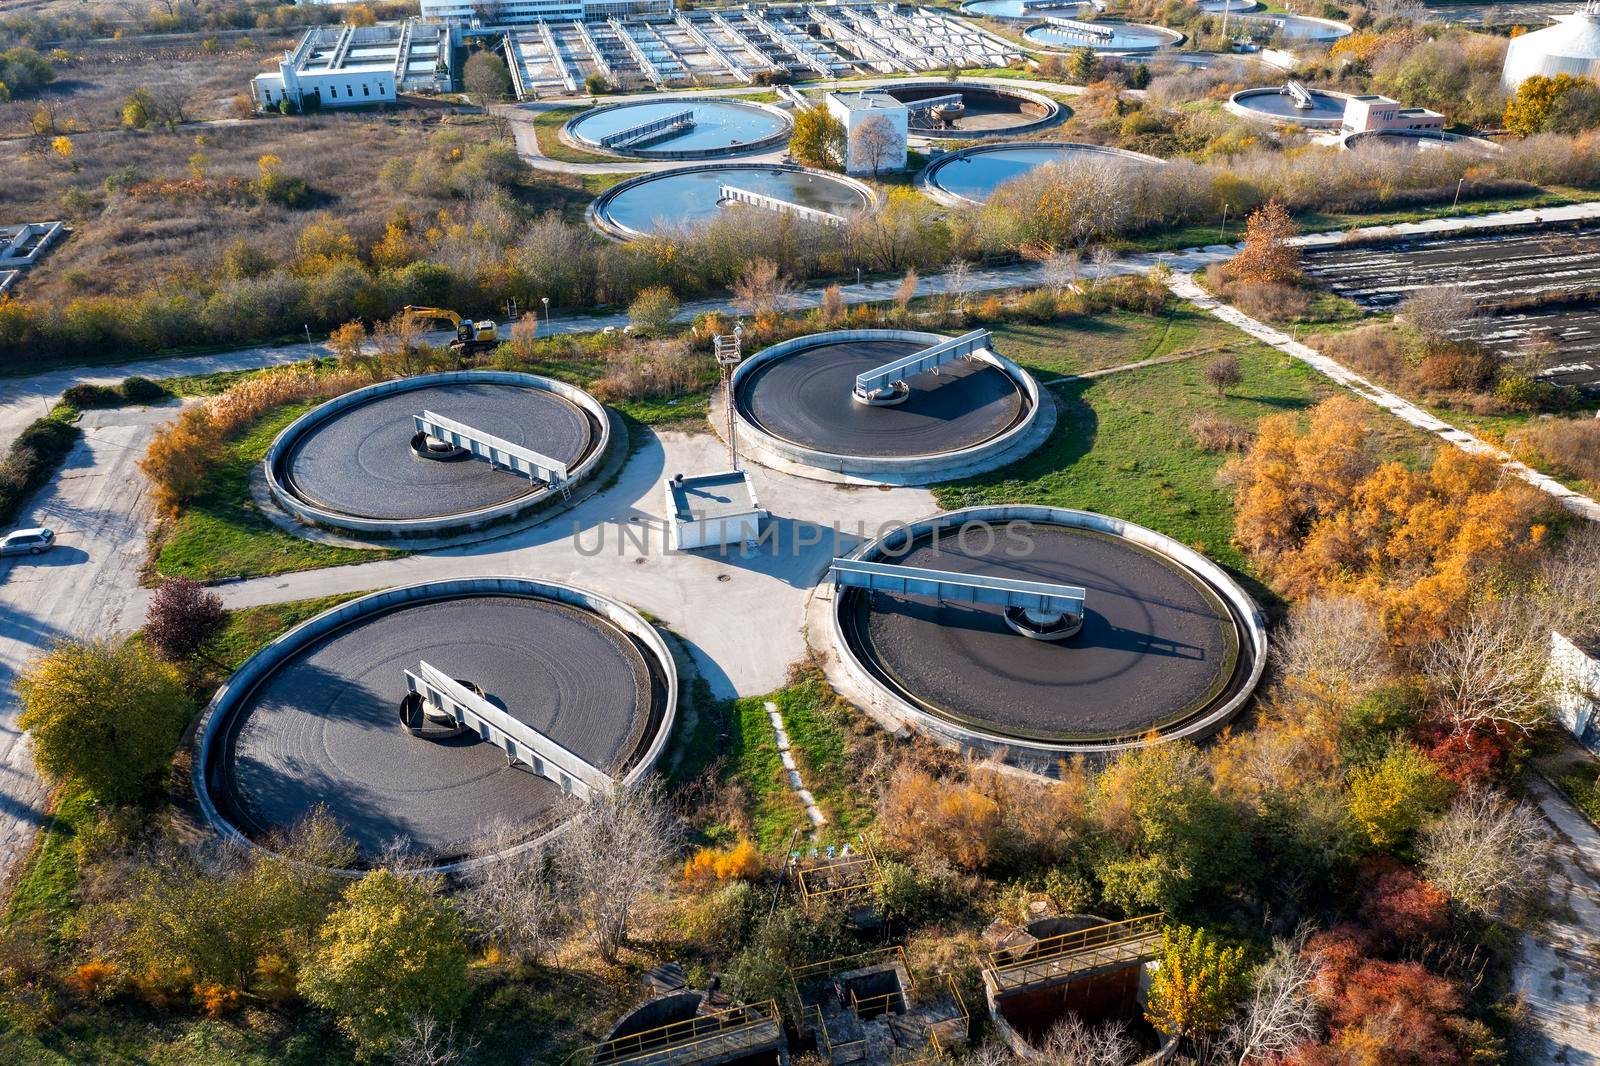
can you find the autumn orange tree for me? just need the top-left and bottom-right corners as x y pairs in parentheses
(1504, 73), (1591, 136)
(1231, 397), (1546, 647)
(1229, 199), (1302, 285)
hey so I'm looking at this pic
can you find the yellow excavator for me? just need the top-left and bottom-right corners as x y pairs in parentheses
(403, 306), (500, 356)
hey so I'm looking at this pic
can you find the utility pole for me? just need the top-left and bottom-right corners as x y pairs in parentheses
(714, 324), (744, 471)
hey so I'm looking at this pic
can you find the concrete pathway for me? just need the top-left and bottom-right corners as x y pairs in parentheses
(0, 405), (171, 881)
(1168, 272), (1600, 523)
(767, 701), (827, 830)
(163, 429), (934, 699)
(1517, 777), (1600, 1065)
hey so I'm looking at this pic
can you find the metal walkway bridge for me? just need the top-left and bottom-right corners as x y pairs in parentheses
(984, 914), (1164, 993)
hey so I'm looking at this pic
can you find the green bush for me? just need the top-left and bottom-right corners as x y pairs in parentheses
(61, 383), (122, 409)
(1558, 767), (1600, 825)
(0, 412), (79, 527)
(119, 375), (169, 403)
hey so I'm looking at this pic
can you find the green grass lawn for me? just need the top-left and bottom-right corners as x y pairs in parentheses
(532, 107), (619, 164)
(1556, 764), (1600, 826)
(150, 403), (403, 583)
(667, 669), (874, 851)
(935, 327), (1435, 572)
(984, 303), (1249, 376)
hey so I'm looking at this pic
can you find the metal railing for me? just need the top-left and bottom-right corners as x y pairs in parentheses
(830, 559), (1087, 617)
(792, 836), (886, 910)
(600, 108), (696, 149)
(565, 999), (781, 1066)
(1043, 15), (1115, 39)
(984, 914), (1164, 992)
(405, 661), (613, 799)
(852, 329), (989, 395)
(718, 185), (848, 227)
(413, 409), (568, 486)
(1280, 80), (1314, 110)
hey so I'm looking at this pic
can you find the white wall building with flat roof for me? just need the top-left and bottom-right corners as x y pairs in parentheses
(252, 22), (452, 111)
(1341, 94), (1445, 135)
(419, 0), (672, 27)
(827, 90), (909, 176)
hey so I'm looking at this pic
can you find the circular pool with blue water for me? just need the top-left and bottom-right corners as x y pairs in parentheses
(589, 163), (876, 240)
(564, 98), (791, 159)
(1023, 20), (1185, 52)
(920, 141), (1162, 206)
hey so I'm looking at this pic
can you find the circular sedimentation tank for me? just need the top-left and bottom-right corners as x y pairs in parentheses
(1226, 86), (1348, 127)
(563, 98), (791, 159)
(919, 141), (1162, 206)
(961, 0), (1095, 20)
(1195, 0), (1260, 11)
(588, 163), (877, 240)
(1023, 20), (1185, 53)
(827, 507), (1266, 766)
(193, 579), (677, 871)
(1341, 129), (1502, 153)
(727, 329), (1048, 482)
(265, 371), (610, 538)
(878, 82), (1064, 138)
(1237, 12), (1353, 40)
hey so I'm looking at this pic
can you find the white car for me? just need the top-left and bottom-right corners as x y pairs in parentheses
(0, 528), (55, 556)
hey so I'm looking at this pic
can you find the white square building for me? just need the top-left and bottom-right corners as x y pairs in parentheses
(827, 90), (909, 177)
(1341, 94), (1445, 135)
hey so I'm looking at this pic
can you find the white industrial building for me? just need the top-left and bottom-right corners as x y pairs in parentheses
(1502, 2), (1600, 90)
(252, 22), (453, 111)
(828, 90), (909, 175)
(421, 0), (671, 28)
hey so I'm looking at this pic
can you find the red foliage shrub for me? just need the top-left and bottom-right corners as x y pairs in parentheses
(1357, 860), (1449, 944)
(143, 577), (226, 662)
(1421, 721), (1513, 786)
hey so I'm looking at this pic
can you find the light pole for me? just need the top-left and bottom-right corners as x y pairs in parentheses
(541, 296), (550, 338)
(714, 324), (745, 471)
(1452, 177), (1464, 209)
(1219, 203), (1231, 243)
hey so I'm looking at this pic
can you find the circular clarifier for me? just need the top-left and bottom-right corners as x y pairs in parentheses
(1237, 13), (1353, 40)
(589, 163), (876, 240)
(1023, 20), (1184, 52)
(266, 372), (610, 537)
(565, 98), (791, 158)
(828, 507), (1266, 764)
(877, 82), (1064, 138)
(920, 141), (1161, 206)
(196, 580), (676, 870)
(961, 0), (1094, 19)
(1227, 86), (1348, 127)
(724, 329), (1049, 482)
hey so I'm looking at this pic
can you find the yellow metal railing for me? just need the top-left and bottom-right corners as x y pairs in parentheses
(984, 913), (1164, 990)
(793, 836), (885, 910)
(564, 999), (781, 1066)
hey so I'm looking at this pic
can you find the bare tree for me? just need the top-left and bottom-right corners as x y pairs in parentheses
(555, 782), (677, 961)
(1039, 1015), (1136, 1066)
(1039, 247), (1081, 296)
(848, 113), (903, 177)
(1398, 285), (1485, 345)
(943, 258), (972, 315)
(1537, 524), (1600, 649)
(1203, 354), (1243, 397)
(1275, 595), (1394, 703)
(1089, 244), (1116, 287)
(462, 818), (563, 965)
(1420, 785), (1551, 919)
(392, 1014), (478, 1066)
(1218, 932), (1322, 1064)
(732, 258), (795, 318)
(1422, 599), (1552, 737)
(893, 268), (919, 319)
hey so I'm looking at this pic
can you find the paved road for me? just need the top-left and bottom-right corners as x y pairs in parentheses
(1517, 777), (1600, 1066)
(0, 405), (172, 873)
